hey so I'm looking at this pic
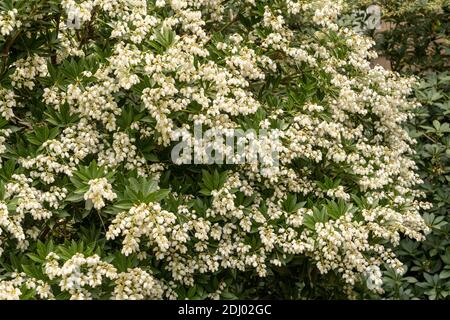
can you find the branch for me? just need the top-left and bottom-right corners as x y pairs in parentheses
(0, 30), (22, 76)
(51, 14), (61, 65)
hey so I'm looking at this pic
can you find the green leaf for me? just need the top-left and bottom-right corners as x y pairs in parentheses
(439, 270), (450, 280)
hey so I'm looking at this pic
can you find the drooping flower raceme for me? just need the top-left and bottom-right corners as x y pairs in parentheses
(84, 178), (117, 210)
(0, 9), (21, 37)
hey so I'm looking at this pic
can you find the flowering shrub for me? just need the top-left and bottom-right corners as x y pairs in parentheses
(0, 0), (431, 299)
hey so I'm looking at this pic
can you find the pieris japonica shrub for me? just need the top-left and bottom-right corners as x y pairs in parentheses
(0, 0), (430, 300)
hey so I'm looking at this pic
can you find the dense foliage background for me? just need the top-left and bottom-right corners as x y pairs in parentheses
(0, 0), (448, 300)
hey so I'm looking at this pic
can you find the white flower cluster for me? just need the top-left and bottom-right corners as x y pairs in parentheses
(0, 175), (67, 254)
(84, 178), (117, 210)
(0, 252), (171, 300)
(0, 272), (52, 300)
(62, 0), (95, 27)
(0, 201), (24, 256)
(0, 87), (17, 120)
(11, 55), (48, 90)
(43, 252), (168, 300)
(6, 174), (67, 218)
(0, 9), (21, 36)
(98, 132), (145, 172)
(20, 155), (73, 184)
(313, 213), (405, 293)
(45, 252), (117, 300)
(43, 119), (101, 165)
(66, 80), (121, 131)
(112, 268), (166, 300)
(0, 128), (12, 166)
(106, 202), (177, 257)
